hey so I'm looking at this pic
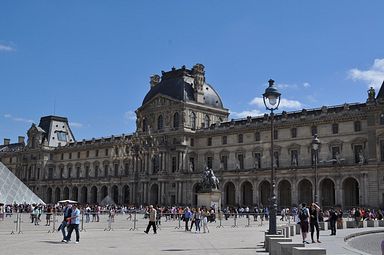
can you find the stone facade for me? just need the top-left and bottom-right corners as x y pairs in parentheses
(1, 64), (384, 209)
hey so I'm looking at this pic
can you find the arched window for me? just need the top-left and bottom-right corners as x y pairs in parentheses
(190, 112), (196, 130)
(204, 115), (210, 128)
(157, 115), (164, 130)
(173, 112), (179, 129)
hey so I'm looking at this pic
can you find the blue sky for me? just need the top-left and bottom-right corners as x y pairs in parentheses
(1, 1), (384, 142)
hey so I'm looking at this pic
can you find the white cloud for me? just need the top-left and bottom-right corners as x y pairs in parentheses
(276, 83), (297, 89)
(348, 58), (384, 89)
(250, 97), (303, 109)
(0, 43), (15, 52)
(303, 82), (311, 88)
(69, 122), (83, 128)
(230, 109), (264, 118)
(4, 114), (34, 123)
(124, 111), (136, 121)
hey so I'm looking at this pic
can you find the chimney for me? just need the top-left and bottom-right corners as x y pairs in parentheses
(4, 138), (10, 145)
(18, 136), (25, 144)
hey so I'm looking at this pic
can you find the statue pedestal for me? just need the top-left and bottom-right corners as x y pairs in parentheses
(197, 190), (221, 209)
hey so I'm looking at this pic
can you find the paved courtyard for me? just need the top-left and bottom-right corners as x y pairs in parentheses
(0, 213), (383, 254)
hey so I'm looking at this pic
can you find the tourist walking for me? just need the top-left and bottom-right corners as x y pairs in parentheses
(310, 203), (321, 243)
(144, 205), (157, 234)
(64, 204), (81, 243)
(60, 203), (72, 242)
(183, 207), (192, 231)
(194, 208), (202, 233)
(299, 203), (310, 244)
(45, 205), (52, 226)
(328, 207), (338, 235)
(202, 208), (210, 233)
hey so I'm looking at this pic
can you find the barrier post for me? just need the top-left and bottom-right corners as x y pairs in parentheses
(10, 213), (19, 235)
(175, 213), (182, 229)
(129, 211), (138, 231)
(232, 214), (238, 228)
(48, 212), (57, 233)
(18, 213), (23, 234)
(80, 212), (86, 232)
(216, 211), (224, 228)
(245, 214), (251, 227)
(104, 215), (113, 231)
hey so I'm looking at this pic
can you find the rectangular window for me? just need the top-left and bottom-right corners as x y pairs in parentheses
(61, 153), (64, 160)
(291, 128), (297, 138)
(124, 163), (129, 175)
(69, 152), (72, 159)
(273, 130), (278, 140)
(68, 167), (72, 178)
(207, 156), (213, 169)
(290, 150), (298, 166)
(76, 167), (80, 178)
(207, 137), (212, 146)
(115, 147), (119, 156)
(86, 151), (90, 158)
(57, 131), (67, 141)
(105, 148), (109, 156)
(85, 166), (89, 178)
(114, 164), (119, 176)
(254, 153), (261, 169)
(273, 151), (279, 168)
(172, 157), (177, 172)
(221, 155), (228, 170)
(48, 168), (53, 179)
(104, 165), (108, 176)
(222, 136), (227, 145)
(95, 149), (99, 157)
(95, 166), (99, 177)
(237, 154), (244, 169)
(190, 138), (194, 147)
(77, 151), (81, 159)
(332, 123), (339, 134)
(311, 126), (318, 136)
(354, 121), (361, 132)
(381, 141), (384, 162)
(255, 132), (260, 142)
(238, 134), (243, 143)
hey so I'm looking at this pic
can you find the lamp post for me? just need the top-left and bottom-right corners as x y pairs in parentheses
(263, 79), (281, 235)
(312, 134), (320, 204)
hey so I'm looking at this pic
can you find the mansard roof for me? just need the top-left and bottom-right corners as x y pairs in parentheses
(0, 143), (24, 153)
(142, 65), (224, 109)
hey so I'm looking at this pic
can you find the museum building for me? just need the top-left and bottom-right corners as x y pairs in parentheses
(1, 63), (384, 209)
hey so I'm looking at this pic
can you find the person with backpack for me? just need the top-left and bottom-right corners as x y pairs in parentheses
(299, 203), (310, 244)
(327, 207), (338, 235)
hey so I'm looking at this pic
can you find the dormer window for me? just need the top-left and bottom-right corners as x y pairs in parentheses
(57, 131), (67, 142)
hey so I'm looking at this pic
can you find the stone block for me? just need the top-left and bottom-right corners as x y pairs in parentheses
(289, 225), (295, 236)
(264, 234), (285, 251)
(292, 247), (326, 255)
(367, 220), (378, 227)
(295, 223), (301, 234)
(279, 242), (305, 255)
(379, 220), (384, 227)
(284, 226), (290, 237)
(319, 221), (328, 230)
(346, 221), (357, 228)
(269, 237), (292, 255)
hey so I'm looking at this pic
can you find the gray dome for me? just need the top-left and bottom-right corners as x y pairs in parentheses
(142, 66), (224, 109)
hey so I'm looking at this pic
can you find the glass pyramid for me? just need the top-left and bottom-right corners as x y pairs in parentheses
(0, 162), (45, 205)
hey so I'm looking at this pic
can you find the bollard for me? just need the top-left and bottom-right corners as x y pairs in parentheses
(10, 213), (19, 235)
(129, 211), (138, 231)
(245, 215), (251, 227)
(80, 212), (86, 232)
(175, 213), (182, 229)
(104, 215), (113, 231)
(232, 215), (238, 228)
(216, 211), (224, 228)
(48, 212), (57, 233)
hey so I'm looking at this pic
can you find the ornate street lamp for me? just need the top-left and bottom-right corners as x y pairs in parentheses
(312, 134), (321, 204)
(263, 79), (281, 235)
